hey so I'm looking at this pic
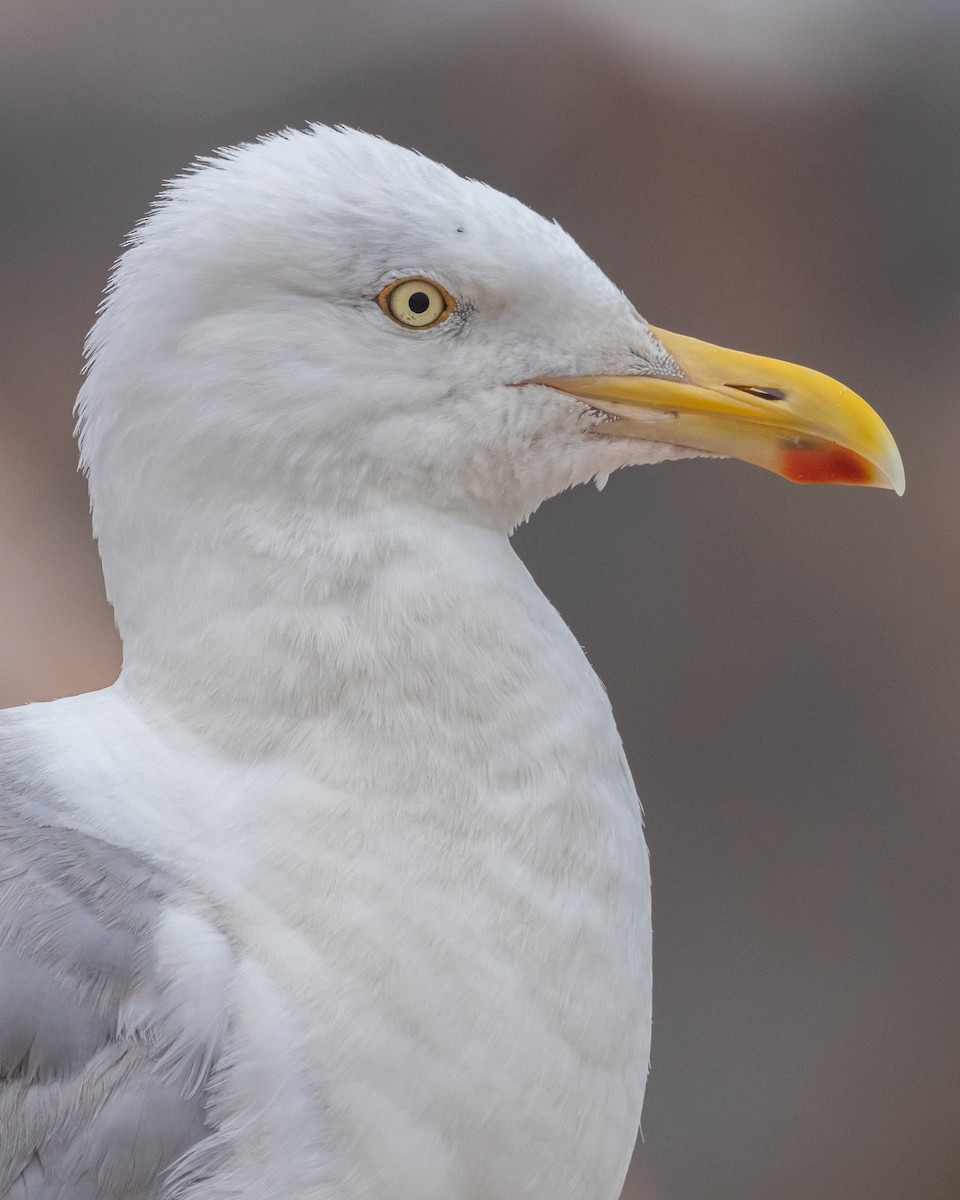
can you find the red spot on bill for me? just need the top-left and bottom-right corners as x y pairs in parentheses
(780, 444), (874, 486)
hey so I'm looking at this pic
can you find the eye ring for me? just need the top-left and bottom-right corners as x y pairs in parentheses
(377, 277), (456, 329)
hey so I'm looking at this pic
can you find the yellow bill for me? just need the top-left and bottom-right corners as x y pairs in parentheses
(543, 327), (905, 495)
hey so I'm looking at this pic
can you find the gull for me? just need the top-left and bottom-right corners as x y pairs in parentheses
(0, 126), (903, 1200)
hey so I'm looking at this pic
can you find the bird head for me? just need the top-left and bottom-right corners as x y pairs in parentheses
(78, 125), (903, 631)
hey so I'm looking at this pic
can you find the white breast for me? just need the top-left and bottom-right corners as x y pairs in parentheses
(26, 520), (652, 1200)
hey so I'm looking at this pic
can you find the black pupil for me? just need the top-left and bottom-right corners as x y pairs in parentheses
(408, 291), (431, 315)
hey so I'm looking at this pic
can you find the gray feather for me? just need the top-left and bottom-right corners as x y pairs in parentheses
(0, 732), (232, 1199)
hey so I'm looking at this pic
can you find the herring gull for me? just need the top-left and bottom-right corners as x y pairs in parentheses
(0, 126), (903, 1200)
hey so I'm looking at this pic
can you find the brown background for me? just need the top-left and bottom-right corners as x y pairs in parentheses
(1, 3), (958, 1197)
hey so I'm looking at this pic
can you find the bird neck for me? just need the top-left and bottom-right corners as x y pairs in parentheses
(116, 503), (609, 790)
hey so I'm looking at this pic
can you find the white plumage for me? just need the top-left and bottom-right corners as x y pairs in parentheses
(0, 125), (902, 1200)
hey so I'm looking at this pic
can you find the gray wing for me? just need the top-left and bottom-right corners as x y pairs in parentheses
(0, 756), (231, 1200)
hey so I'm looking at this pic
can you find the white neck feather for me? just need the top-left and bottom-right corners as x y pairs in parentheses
(118, 504), (617, 799)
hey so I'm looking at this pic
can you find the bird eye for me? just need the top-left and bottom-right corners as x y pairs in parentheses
(377, 277), (455, 329)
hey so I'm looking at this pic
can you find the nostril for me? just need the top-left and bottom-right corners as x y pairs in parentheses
(728, 384), (788, 402)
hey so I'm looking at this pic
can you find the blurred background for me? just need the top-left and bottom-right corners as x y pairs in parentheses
(1, 1), (958, 1197)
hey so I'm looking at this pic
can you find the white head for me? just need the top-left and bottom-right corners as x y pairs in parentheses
(80, 126), (679, 541)
(77, 125), (900, 684)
